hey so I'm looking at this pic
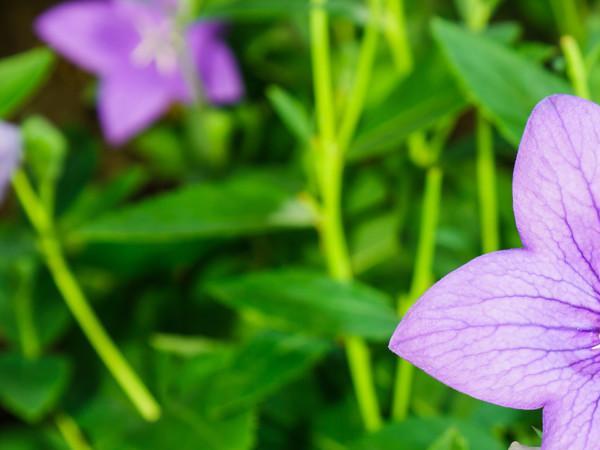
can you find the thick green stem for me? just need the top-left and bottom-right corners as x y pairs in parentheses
(384, 0), (412, 77)
(550, 0), (584, 43)
(11, 170), (161, 422)
(55, 413), (93, 450)
(338, 0), (381, 152)
(561, 35), (591, 99)
(392, 167), (443, 420)
(310, 0), (382, 431)
(476, 113), (499, 254)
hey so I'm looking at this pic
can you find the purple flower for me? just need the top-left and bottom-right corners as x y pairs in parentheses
(0, 122), (22, 201)
(36, 0), (244, 145)
(390, 95), (600, 450)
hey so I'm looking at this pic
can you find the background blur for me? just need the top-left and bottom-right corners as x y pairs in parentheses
(0, 0), (588, 449)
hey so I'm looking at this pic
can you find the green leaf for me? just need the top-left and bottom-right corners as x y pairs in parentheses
(266, 85), (313, 143)
(202, 0), (363, 22)
(0, 49), (54, 118)
(0, 428), (53, 450)
(205, 332), (330, 416)
(0, 353), (70, 422)
(427, 428), (469, 450)
(73, 170), (315, 243)
(350, 54), (466, 161)
(78, 355), (256, 450)
(60, 167), (147, 231)
(432, 18), (570, 146)
(120, 408), (256, 450)
(207, 269), (397, 341)
(350, 418), (504, 450)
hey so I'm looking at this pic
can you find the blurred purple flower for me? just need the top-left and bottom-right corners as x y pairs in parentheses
(0, 122), (21, 201)
(390, 95), (600, 450)
(36, 0), (244, 145)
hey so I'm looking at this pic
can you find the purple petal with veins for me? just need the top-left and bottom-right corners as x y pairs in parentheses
(389, 95), (600, 450)
(35, 0), (244, 145)
(0, 122), (21, 201)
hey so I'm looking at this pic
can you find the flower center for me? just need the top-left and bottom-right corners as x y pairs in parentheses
(130, 17), (182, 75)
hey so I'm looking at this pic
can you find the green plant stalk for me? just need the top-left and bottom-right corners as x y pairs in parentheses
(476, 113), (499, 254)
(561, 35), (591, 99)
(550, 0), (584, 44)
(338, 0), (381, 152)
(384, 0), (412, 77)
(11, 170), (161, 422)
(392, 166), (443, 420)
(310, 0), (382, 431)
(55, 412), (93, 450)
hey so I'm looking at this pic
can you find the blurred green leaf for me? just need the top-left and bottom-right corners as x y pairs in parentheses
(350, 54), (466, 160)
(205, 332), (330, 416)
(0, 428), (54, 450)
(266, 85), (313, 143)
(60, 168), (147, 231)
(0, 49), (54, 118)
(118, 408), (256, 450)
(427, 428), (469, 450)
(207, 269), (397, 341)
(73, 171), (315, 242)
(0, 353), (70, 422)
(202, 0), (364, 22)
(350, 418), (504, 450)
(432, 18), (570, 146)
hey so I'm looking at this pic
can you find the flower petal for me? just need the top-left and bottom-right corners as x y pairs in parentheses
(35, 0), (137, 75)
(389, 249), (600, 410)
(98, 69), (174, 145)
(542, 379), (600, 449)
(514, 94), (600, 296)
(0, 122), (22, 200)
(187, 22), (244, 105)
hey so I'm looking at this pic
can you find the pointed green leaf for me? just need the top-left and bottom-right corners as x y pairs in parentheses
(74, 171), (315, 242)
(0, 49), (54, 118)
(432, 18), (570, 146)
(207, 269), (397, 341)
(0, 353), (70, 422)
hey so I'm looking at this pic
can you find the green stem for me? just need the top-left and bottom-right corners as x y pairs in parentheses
(338, 0), (381, 152)
(392, 166), (443, 420)
(310, 0), (382, 431)
(476, 113), (499, 254)
(561, 35), (591, 99)
(55, 413), (93, 450)
(550, 0), (584, 43)
(384, 0), (412, 76)
(11, 170), (161, 422)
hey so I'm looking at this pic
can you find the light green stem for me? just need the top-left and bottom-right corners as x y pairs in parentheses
(55, 413), (93, 450)
(392, 166), (443, 420)
(384, 0), (412, 77)
(11, 170), (161, 422)
(338, 0), (381, 152)
(310, 0), (382, 431)
(476, 113), (499, 254)
(550, 0), (584, 43)
(561, 35), (591, 99)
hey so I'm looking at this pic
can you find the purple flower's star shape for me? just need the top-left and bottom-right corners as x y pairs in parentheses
(36, 0), (244, 145)
(0, 122), (22, 201)
(389, 95), (600, 450)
